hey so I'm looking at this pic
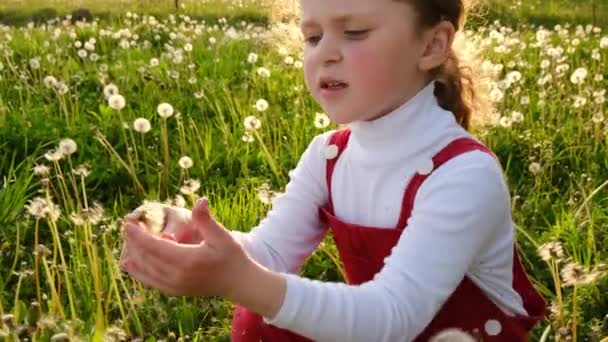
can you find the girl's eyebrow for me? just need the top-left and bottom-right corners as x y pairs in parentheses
(300, 14), (356, 31)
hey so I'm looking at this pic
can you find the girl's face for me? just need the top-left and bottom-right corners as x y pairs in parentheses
(301, 0), (430, 124)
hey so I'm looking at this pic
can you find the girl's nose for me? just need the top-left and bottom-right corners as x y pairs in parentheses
(317, 37), (343, 65)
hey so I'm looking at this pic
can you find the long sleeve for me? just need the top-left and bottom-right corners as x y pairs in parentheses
(231, 132), (332, 273)
(264, 151), (514, 341)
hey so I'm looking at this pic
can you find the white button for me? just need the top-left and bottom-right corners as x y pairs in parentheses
(323, 144), (339, 159)
(484, 319), (502, 336)
(416, 158), (434, 175)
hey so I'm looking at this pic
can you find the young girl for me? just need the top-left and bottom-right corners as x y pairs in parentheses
(120, 0), (548, 340)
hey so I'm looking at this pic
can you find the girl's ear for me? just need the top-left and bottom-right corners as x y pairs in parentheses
(418, 21), (456, 71)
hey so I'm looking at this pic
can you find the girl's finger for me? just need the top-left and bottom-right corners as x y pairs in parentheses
(124, 260), (178, 295)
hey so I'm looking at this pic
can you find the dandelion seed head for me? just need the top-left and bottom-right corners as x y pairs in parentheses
(133, 118), (151, 133)
(247, 52), (258, 64)
(244, 115), (262, 130)
(314, 112), (331, 129)
(32, 164), (50, 177)
(108, 94), (126, 110)
(157, 103), (174, 118)
(178, 156), (193, 169)
(43, 75), (58, 89)
(44, 148), (64, 162)
(59, 138), (77, 155)
(255, 99), (269, 112)
(537, 241), (564, 261)
(103, 83), (119, 99)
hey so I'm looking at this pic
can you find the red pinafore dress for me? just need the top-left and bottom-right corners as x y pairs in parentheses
(231, 129), (547, 341)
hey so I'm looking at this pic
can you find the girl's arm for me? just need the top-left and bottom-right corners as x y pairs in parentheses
(253, 151), (513, 341)
(230, 132), (332, 273)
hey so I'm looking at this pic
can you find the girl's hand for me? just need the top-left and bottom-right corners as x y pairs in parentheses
(160, 206), (204, 244)
(120, 197), (251, 298)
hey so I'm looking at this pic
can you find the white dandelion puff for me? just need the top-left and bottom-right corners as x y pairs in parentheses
(255, 99), (269, 112)
(314, 112), (331, 129)
(247, 52), (258, 64)
(44, 148), (64, 162)
(157, 103), (174, 118)
(256, 67), (270, 78)
(59, 138), (77, 155)
(103, 83), (119, 99)
(528, 162), (541, 175)
(178, 156), (193, 169)
(133, 118), (151, 133)
(570, 67), (588, 85)
(108, 94), (126, 110)
(244, 115), (262, 130)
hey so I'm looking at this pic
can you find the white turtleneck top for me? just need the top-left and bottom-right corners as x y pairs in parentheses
(231, 82), (528, 341)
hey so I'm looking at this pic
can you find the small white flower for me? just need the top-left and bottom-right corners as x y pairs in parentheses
(284, 56), (294, 65)
(150, 58), (160, 67)
(208, 37), (217, 44)
(59, 138), (77, 155)
(103, 83), (119, 99)
(528, 162), (541, 174)
(520, 96), (530, 105)
(256, 67), (270, 78)
(242, 132), (254, 143)
(44, 148), (64, 162)
(499, 116), (512, 128)
(43, 76), (58, 89)
(180, 179), (201, 195)
(77, 49), (87, 58)
(133, 118), (151, 133)
(157, 103), (174, 118)
(294, 61), (303, 69)
(314, 112), (330, 129)
(255, 99), (269, 112)
(600, 36), (608, 49)
(592, 112), (604, 124)
(184, 43), (193, 52)
(108, 94), (126, 110)
(247, 52), (258, 64)
(32, 164), (50, 177)
(29, 58), (40, 69)
(244, 115), (262, 130)
(511, 111), (524, 123)
(570, 67), (588, 85)
(178, 156), (193, 169)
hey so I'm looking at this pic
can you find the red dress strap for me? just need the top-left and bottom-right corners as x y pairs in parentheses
(396, 137), (493, 229)
(325, 129), (352, 214)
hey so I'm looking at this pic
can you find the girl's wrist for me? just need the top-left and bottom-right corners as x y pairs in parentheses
(226, 255), (287, 319)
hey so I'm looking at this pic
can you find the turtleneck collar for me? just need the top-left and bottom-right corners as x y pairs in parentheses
(346, 81), (461, 166)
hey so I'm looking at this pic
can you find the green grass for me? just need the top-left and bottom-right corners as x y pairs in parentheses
(479, 0), (608, 28)
(0, 0), (607, 341)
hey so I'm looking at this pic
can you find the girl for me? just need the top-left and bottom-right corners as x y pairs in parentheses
(120, 0), (548, 341)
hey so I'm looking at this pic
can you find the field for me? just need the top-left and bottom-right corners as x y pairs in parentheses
(0, 0), (607, 341)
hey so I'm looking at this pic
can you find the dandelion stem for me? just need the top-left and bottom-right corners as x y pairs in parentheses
(13, 273), (23, 320)
(102, 233), (127, 328)
(161, 119), (170, 197)
(66, 156), (82, 208)
(34, 219), (42, 306)
(95, 130), (145, 194)
(41, 256), (65, 319)
(48, 214), (77, 322)
(252, 130), (285, 184)
(572, 286), (578, 342)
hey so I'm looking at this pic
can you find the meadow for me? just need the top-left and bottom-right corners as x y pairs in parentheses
(0, 0), (607, 341)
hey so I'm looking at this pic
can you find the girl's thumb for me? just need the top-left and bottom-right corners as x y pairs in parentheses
(192, 197), (228, 243)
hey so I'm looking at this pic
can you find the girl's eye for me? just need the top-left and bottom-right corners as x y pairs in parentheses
(345, 30), (370, 39)
(305, 35), (322, 45)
